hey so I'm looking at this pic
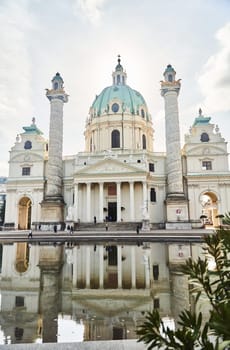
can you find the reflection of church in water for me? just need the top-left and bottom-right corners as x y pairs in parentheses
(0, 241), (205, 344)
(3, 57), (230, 230)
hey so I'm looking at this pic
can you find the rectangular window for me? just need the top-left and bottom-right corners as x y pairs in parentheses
(153, 264), (159, 281)
(202, 161), (212, 170)
(149, 163), (155, 172)
(154, 298), (160, 309)
(150, 188), (156, 202)
(15, 296), (24, 307)
(22, 167), (30, 176)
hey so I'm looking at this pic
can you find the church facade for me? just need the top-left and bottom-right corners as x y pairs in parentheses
(4, 58), (230, 230)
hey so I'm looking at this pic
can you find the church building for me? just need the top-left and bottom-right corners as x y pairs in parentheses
(3, 58), (230, 231)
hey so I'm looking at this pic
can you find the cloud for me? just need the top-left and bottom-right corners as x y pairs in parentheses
(198, 22), (230, 113)
(73, 0), (109, 24)
(0, 0), (35, 175)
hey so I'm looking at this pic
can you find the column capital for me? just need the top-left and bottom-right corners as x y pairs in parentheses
(161, 85), (180, 97)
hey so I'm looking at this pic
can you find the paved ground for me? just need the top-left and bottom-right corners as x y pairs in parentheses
(0, 339), (147, 349)
(0, 228), (212, 245)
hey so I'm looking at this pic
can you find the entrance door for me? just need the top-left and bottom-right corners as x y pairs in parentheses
(108, 202), (117, 221)
(18, 197), (31, 229)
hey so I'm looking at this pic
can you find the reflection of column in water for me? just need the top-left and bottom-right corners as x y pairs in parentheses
(39, 245), (63, 343)
(40, 268), (60, 343)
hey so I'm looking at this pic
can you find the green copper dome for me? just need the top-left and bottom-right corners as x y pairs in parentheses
(90, 57), (150, 120)
(91, 85), (149, 119)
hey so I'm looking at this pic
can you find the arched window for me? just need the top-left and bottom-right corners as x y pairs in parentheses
(54, 82), (58, 90)
(141, 109), (145, 118)
(142, 134), (146, 149)
(24, 140), (32, 150)
(112, 130), (120, 148)
(168, 74), (173, 82)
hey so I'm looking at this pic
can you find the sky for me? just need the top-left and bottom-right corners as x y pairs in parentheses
(1, 0), (230, 176)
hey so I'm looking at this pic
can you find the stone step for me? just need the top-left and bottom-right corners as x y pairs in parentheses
(75, 222), (142, 231)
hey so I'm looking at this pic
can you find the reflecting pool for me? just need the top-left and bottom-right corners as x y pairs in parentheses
(0, 240), (199, 344)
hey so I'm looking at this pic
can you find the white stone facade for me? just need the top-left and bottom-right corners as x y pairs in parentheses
(3, 61), (230, 229)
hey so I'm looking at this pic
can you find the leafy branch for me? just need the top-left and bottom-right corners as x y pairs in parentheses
(137, 229), (230, 349)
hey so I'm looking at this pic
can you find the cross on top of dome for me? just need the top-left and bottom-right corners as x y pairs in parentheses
(116, 55), (123, 72)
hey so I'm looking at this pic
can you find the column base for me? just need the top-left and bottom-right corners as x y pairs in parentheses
(40, 198), (65, 224)
(142, 219), (151, 232)
(165, 194), (189, 224)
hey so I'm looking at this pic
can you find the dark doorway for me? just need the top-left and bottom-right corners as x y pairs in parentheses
(108, 202), (117, 221)
(113, 327), (123, 340)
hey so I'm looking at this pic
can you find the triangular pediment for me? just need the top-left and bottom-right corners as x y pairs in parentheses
(75, 157), (144, 176)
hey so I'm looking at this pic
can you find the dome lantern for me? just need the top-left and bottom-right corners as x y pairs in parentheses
(163, 64), (176, 83)
(112, 55), (127, 86)
(51, 72), (64, 90)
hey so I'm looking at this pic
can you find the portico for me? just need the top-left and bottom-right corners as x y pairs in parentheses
(73, 179), (149, 223)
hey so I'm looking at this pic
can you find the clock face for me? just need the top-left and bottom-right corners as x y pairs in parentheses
(200, 133), (209, 142)
(112, 103), (119, 113)
(24, 140), (32, 149)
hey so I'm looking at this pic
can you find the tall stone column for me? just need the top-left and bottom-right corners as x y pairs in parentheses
(38, 245), (63, 343)
(131, 245), (136, 288)
(41, 73), (68, 225)
(142, 181), (148, 207)
(86, 246), (90, 288)
(116, 182), (121, 222)
(72, 247), (78, 288)
(99, 245), (104, 288)
(161, 65), (189, 225)
(46, 73), (68, 198)
(129, 181), (135, 221)
(99, 182), (104, 222)
(86, 183), (91, 222)
(117, 245), (122, 288)
(74, 183), (79, 221)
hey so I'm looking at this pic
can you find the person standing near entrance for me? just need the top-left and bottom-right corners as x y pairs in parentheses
(94, 216), (97, 225)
